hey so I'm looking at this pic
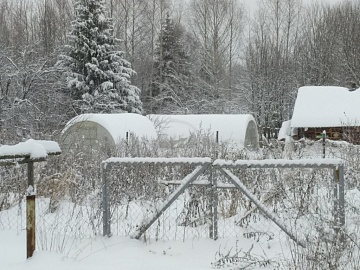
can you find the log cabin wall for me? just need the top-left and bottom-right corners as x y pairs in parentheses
(295, 127), (360, 144)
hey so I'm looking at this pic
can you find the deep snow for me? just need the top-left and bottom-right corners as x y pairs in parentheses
(0, 138), (357, 269)
(1, 230), (289, 270)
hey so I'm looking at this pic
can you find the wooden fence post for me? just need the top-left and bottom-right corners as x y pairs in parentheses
(27, 161), (36, 258)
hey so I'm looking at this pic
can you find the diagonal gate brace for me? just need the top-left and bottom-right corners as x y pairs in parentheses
(219, 168), (306, 248)
(133, 164), (210, 239)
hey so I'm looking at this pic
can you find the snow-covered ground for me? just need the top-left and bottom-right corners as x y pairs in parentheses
(0, 193), (294, 269)
(1, 138), (360, 269)
(1, 230), (290, 270)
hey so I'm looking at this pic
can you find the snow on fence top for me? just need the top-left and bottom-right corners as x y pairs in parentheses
(0, 139), (61, 160)
(62, 113), (157, 146)
(102, 157), (342, 168)
(291, 86), (360, 128)
(213, 158), (343, 168)
(103, 157), (212, 165)
(148, 114), (259, 149)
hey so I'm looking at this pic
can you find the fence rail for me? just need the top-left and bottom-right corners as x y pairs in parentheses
(102, 157), (345, 248)
(0, 157), (346, 254)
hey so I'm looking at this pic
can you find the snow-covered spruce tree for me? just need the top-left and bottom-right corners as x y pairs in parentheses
(148, 13), (191, 114)
(58, 0), (143, 114)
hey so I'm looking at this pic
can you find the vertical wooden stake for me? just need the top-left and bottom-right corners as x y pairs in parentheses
(27, 161), (35, 259)
(26, 195), (35, 258)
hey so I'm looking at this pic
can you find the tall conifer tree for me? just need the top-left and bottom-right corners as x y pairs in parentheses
(148, 14), (190, 113)
(58, 0), (143, 114)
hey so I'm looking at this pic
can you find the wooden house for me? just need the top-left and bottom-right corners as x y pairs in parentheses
(290, 86), (360, 143)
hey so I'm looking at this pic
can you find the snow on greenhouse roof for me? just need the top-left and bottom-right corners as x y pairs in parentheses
(148, 114), (258, 147)
(63, 113), (157, 143)
(278, 120), (291, 140)
(291, 86), (360, 128)
(278, 120), (297, 140)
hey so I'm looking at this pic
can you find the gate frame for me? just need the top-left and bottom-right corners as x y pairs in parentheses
(213, 158), (345, 229)
(101, 157), (212, 238)
(102, 157), (345, 248)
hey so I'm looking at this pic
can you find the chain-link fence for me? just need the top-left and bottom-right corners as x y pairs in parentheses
(103, 158), (212, 241)
(213, 164), (344, 250)
(0, 155), (103, 254)
(102, 157), (345, 252)
(0, 138), (357, 270)
(0, 157), (345, 252)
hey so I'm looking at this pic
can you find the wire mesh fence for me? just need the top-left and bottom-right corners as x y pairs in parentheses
(0, 193), (103, 252)
(103, 159), (212, 240)
(0, 166), (27, 231)
(102, 158), (344, 250)
(0, 154), (347, 257)
(213, 166), (339, 249)
(0, 160), (103, 254)
(108, 187), (212, 241)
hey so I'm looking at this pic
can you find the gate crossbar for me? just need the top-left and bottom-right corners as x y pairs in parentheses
(132, 164), (211, 239)
(219, 168), (306, 248)
(102, 157), (344, 248)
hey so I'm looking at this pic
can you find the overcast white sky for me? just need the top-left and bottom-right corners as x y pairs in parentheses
(175, 0), (348, 12)
(242, 0), (346, 14)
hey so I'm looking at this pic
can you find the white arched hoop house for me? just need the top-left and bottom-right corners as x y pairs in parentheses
(148, 114), (259, 149)
(61, 113), (157, 152)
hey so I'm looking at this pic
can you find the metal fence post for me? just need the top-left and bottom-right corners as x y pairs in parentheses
(213, 167), (218, 240)
(209, 165), (218, 240)
(212, 132), (219, 240)
(333, 168), (339, 228)
(338, 165), (345, 227)
(334, 165), (345, 234)
(102, 163), (110, 237)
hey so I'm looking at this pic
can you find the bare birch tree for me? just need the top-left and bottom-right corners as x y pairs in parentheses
(245, 0), (302, 137)
(187, 0), (244, 113)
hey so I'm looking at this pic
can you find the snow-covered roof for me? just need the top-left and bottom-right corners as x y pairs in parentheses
(291, 86), (360, 128)
(63, 113), (157, 143)
(148, 114), (258, 148)
(0, 139), (61, 160)
(278, 120), (291, 140)
(278, 120), (297, 140)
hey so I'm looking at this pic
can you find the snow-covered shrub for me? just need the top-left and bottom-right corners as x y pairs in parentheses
(212, 242), (280, 269)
